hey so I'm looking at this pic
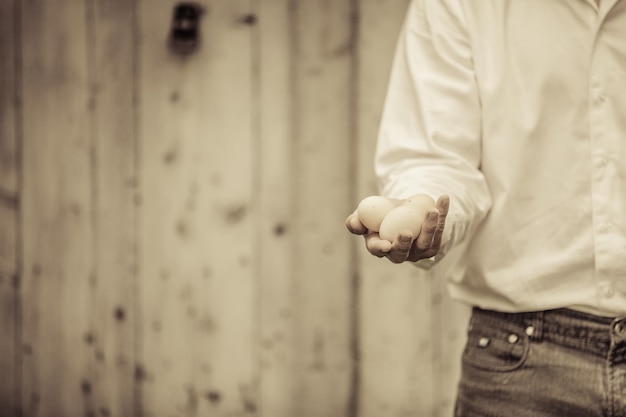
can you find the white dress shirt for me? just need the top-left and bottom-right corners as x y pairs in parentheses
(375, 0), (626, 316)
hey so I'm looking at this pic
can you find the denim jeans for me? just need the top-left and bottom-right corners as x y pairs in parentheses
(454, 307), (626, 417)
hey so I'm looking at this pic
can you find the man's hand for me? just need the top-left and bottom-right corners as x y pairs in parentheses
(346, 195), (450, 264)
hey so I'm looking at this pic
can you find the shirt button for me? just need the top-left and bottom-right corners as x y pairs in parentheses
(603, 285), (615, 298)
(508, 334), (519, 344)
(599, 223), (613, 233)
(595, 92), (606, 104)
(525, 326), (535, 337)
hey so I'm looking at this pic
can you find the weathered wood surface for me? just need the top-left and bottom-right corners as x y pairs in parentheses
(20, 1), (95, 416)
(256, 0), (297, 415)
(87, 1), (138, 416)
(3, 0), (470, 416)
(138, 1), (255, 416)
(0, 1), (19, 415)
(287, 0), (357, 415)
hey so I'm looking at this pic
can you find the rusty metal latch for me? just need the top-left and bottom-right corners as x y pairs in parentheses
(169, 2), (205, 55)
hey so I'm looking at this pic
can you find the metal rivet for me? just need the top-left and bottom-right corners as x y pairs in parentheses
(525, 326), (535, 337)
(478, 337), (490, 348)
(508, 334), (519, 344)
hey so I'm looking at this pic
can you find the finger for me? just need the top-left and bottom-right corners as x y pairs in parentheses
(415, 209), (438, 251)
(436, 195), (450, 217)
(429, 198), (449, 252)
(365, 232), (392, 257)
(386, 231), (413, 263)
(407, 196), (450, 261)
(346, 210), (368, 235)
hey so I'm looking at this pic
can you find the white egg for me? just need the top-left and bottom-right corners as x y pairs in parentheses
(402, 194), (435, 208)
(357, 196), (396, 231)
(378, 204), (428, 242)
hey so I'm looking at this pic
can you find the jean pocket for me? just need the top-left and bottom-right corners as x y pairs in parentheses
(462, 314), (530, 372)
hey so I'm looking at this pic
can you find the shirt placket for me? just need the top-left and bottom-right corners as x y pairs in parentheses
(588, 11), (622, 305)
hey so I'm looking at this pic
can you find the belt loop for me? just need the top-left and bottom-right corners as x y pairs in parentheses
(525, 311), (544, 342)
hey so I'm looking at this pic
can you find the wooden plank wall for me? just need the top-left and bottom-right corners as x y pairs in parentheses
(0, 0), (470, 416)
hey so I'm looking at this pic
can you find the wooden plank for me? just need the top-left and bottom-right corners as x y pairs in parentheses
(20, 1), (95, 416)
(358, 263), (435, 417)
(355, 0), (440, 416)
(0, 0), (19, 414)
(0, 202), (18, 416)
(87, 1), (138, 416)
(254, 0), (298, 416)
(138, 1), (257, 415)
(430, 275), (469, 417)
(289, 0), (356, 415)
(0, 1), (18, 194)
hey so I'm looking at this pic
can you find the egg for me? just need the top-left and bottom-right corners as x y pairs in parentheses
(357, 196), (397, 231)
(403, 194), (435, 209)
(378, 204), (430, 242)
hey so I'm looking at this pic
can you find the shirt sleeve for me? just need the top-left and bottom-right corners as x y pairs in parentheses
(374, 0), (492, 269)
